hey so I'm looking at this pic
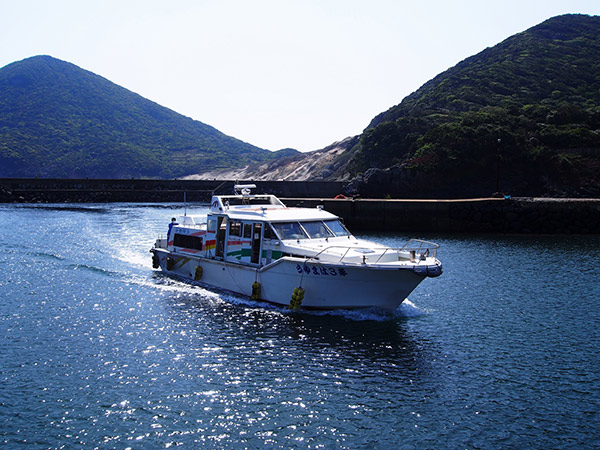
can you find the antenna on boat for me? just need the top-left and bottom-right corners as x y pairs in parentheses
(184, 191), (187, 217)
(234, 183), (257, 196)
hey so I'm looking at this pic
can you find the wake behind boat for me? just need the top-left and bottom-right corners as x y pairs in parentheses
(150, 185), (442, 311)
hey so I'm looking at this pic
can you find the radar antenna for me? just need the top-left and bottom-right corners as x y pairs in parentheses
(234, 184), (257, 196)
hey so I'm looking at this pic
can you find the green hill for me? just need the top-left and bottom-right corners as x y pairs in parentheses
(0, 55), (296, 178)
(343, 14), (600, 197)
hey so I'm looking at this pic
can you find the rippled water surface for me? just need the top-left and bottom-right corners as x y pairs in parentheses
(1, 203), (599, 449)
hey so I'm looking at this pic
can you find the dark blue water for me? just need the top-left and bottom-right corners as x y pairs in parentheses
(1, 203), (599, 449)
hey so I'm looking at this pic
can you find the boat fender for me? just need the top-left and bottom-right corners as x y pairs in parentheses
(166, 257), (175, 271)
(194, 266), (203, 281)
(251, 282), (261, 300)
(289, 287), (305, 310)
(152, 253), (160, 269)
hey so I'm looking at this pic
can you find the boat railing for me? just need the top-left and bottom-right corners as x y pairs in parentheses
(306, 239), (439, 265)
(399, 239), (439, 261)
(154, 237), (168, 249)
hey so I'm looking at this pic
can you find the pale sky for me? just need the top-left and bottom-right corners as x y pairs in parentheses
(1, 1), (599, 152)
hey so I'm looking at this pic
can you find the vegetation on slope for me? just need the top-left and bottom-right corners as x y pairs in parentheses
(345, 14), (600, 197)
(0, 56), (296, 178)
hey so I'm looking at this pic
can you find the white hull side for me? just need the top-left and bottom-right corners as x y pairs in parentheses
(259, 260), (424, 310)
(154, 249), (426, 311)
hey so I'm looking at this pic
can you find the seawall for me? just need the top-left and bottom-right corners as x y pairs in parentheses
(1, 178), (599, 234)
(0, 178), (346, 203)
(284, 197), (600, 234)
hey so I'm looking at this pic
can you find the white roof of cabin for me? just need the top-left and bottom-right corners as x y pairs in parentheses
(224, 206), (337, 222)
(236, 208), (337, 222)
(209, 194), (338, 222)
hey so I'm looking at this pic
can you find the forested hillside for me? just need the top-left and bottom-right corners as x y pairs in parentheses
(3, 14), (600, 198)
(0, 56), (295, 178)
(340, 14), (600, 197)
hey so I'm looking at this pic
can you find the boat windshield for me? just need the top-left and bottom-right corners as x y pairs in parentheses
(271, 222), (308, 240)
(323, 219), (349, 237)
(271, 219), (349, 240)
(301, 221), (334, 239)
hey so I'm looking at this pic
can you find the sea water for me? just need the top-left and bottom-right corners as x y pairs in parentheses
(0, 203), (599, 449)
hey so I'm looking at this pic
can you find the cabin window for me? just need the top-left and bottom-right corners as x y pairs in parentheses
(173, 233), (204, 250)
(229, 220), (242, 237)
(264, 223), (277, 240)
(324, 219), (349, 237)
(208, 218), (217, 232)
(301, 221), (334, 239)
(271, 222), (308, 240)
(243, 223), (252, 238)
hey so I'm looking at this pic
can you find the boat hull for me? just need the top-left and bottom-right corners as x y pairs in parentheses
(152, 249), (433, 311)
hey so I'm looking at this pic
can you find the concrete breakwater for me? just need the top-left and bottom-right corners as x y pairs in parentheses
(0, 178), (345, 203)
(285, 197), (600, 234)
(1, 178), (599, 234)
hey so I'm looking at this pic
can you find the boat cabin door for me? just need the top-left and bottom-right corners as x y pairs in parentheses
(251, 223), (262, 264)
(216, 216), (227, 258)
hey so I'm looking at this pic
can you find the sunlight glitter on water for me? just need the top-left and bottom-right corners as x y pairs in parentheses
(1, 204), (599, 449)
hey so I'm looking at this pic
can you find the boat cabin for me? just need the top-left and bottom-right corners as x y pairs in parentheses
(167, 185), (351, 267)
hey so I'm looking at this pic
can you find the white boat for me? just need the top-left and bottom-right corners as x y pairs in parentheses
(150, 185), (442, 311)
